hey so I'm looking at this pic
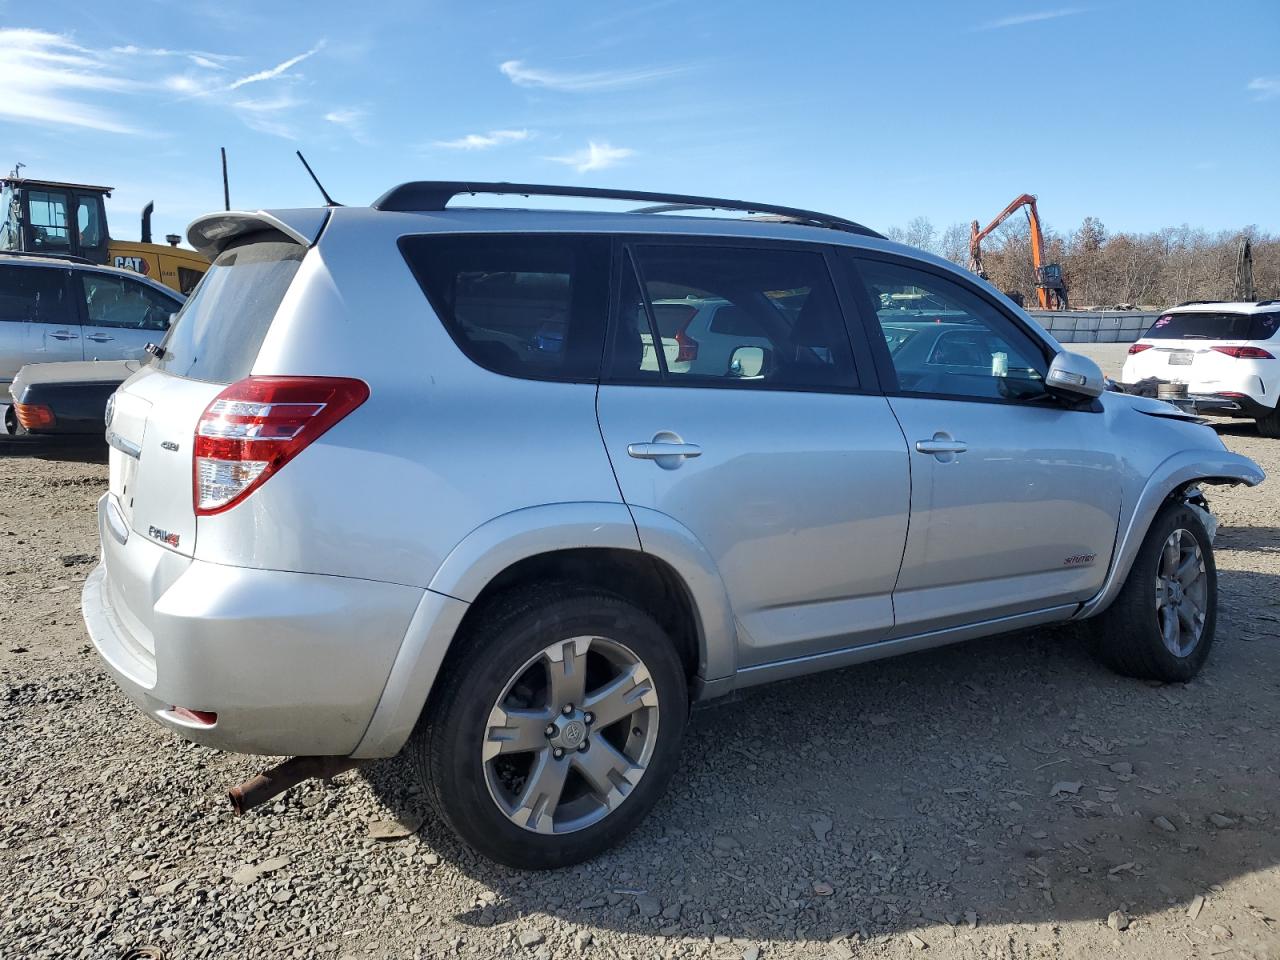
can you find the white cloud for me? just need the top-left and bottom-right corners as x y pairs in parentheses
(1247, 76), (1280, 101)
(233, 93), (302, 113)
(324, 106), (370, 143)
(324, 107), (365, 126)
(0, 28), (141, 133)
(547, 141), (634, 173)
(434, 128), (531, 150)
(111, 44), (237, 69)
(499, 58), (688, 92)
(228, 41), (325, 90)
(976, 8), (1084, 30)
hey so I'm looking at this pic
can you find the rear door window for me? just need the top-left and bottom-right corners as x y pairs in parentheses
(399, 234), (609, 381)
(0, 265), (74, 324)
(1145, 311), (1280, 341)
(156, 237), (304, 382)
(609, 242), (859, 391)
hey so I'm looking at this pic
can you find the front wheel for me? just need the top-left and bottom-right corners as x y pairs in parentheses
(411, 586), (688, 869)
(1092, 503), (1217, 682)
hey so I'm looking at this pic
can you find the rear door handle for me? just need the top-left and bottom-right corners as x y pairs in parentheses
(915, 432), (968, 461)
(627, 431), (702, 469)
(87, 334), (115, 343)
(50, 330), (79, 341)
(915, 439), (968, 454)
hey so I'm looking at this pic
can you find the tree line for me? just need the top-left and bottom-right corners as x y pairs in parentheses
(884, 216), (1280, 309)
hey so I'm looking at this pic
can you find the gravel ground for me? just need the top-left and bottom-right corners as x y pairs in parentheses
(2, 425), (1278, 960)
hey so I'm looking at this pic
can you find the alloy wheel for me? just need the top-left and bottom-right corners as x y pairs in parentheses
(482, 636), (660, 834)
(1154, 527), (1208, 657)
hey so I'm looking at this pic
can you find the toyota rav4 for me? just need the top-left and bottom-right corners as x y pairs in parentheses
(82, 183), (1265, 868)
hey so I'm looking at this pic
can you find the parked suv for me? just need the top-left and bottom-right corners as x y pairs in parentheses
(1122, 301), (1280, 436)
(1, 252), (181, 432)
(82, 184), (1264, 869)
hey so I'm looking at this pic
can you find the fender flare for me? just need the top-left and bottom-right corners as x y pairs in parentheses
(351, 502), (737, 757)
(1075, 449), (1264, 619)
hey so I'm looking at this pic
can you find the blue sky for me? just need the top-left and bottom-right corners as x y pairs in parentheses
(3, 0), (1278, 245)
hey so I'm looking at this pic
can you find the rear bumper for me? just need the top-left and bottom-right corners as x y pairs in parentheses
(1181, 393), (1274, 419)
(82, 494), (429, 756)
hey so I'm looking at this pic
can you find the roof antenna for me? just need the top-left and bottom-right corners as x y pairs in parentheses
(296, 150), (340, 206)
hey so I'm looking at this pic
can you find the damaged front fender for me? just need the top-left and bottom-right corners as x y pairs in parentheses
(1075, 449), (1264, 620)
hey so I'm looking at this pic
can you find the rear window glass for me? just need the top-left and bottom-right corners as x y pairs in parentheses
(155, 238), (304, 383)
(1146, 311), (1280, 341)
(652, 303), (697, 337)
(399, 234), (609, 381)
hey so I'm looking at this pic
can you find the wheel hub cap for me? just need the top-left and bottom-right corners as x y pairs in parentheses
(549, 712), (588, 751)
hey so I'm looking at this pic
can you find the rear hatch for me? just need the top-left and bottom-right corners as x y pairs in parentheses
(1127, 310), (1279, 389)
(106, 235), (308, 558)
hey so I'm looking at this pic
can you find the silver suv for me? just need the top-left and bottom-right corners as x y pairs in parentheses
(82, 183), (1264, 868)
(0, 253), (181, 394)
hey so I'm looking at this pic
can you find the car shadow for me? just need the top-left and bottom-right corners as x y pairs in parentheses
(363, 563), (1280, 946)
(0, 432), (107, 463)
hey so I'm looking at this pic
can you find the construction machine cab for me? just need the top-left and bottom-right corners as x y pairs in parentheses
(1, 176), (111, 264)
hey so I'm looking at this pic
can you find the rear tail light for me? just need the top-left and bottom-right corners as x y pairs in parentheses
(1127, 343), (1152, 355)
(1211, 345), (1275, 360)
(194, 376), (369, 515)
(14, 402), (55, 430)
(673, 327), (699, 363)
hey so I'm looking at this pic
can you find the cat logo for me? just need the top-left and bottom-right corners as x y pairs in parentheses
(113, 255), (150, 276)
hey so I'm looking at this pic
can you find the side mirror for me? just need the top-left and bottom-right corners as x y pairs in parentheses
(1046, 351), (1104, 401)
(727, 345), (770, 379)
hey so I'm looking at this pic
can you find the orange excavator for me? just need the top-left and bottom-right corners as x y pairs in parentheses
(968, 193), (1068, 310)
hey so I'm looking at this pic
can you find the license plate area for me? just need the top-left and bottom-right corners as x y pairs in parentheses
(1167, 350), (1194, 366)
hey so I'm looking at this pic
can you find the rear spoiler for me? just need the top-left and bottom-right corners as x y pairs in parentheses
(186, 208), (331, 259)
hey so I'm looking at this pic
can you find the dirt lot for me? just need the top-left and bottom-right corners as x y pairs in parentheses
(1, 426), (1278, 960)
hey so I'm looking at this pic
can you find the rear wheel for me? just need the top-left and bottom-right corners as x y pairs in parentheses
(411, 586), (688, 869)
(1257, 410), (1280, 439)
(1092, 503), (1216, 681)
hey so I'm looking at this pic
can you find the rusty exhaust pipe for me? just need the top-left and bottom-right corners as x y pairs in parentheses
(228, 756), (367, 815)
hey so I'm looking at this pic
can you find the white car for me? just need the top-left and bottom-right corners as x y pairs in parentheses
(1122, 300), (1280, 437)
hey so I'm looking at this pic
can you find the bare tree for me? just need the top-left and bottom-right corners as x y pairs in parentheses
(883, 214), (1280, 308)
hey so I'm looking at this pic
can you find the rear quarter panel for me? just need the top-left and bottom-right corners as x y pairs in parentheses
(192, 215), (625, 587)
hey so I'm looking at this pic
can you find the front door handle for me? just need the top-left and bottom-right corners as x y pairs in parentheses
(50, 330), (80, 341)
(627, 431), (702, 470)
(915, 432), (968, 462)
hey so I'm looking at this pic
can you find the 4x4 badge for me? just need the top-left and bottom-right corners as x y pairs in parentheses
(161, 440), (179, 452)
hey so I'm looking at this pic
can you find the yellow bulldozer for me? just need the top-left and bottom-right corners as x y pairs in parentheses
(0, 171), (208, 295)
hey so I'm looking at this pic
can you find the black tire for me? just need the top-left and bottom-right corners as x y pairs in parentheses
(1092, 502), (1217, 681)
(411, 584), (688, 869)
(1258, 410), (1280, 439)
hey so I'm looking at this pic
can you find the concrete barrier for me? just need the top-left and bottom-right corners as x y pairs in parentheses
(1028, 311), (1159, 343)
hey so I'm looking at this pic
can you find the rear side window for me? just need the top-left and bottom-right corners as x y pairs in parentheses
(1145, 311), (1280, 341)
(609, 243), (858, 391)
(156, 238), (304, 383)
(399, 234), (609, 381)
(0, 265), (73, 324)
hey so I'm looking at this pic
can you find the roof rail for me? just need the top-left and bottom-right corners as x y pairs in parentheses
(1256, 299), (1279, 307)
(371, 181), (884, 238)
(0, 249), (96, 266)
(1174, 300), (1217, 307)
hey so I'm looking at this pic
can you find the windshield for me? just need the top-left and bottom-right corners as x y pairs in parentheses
(155, 238), (304, 382)
(1145, 311), (1279, 341)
